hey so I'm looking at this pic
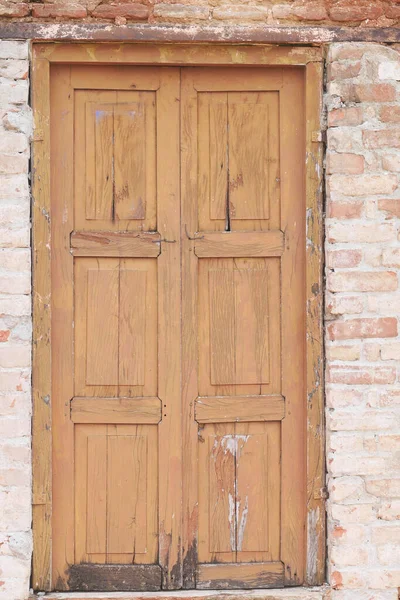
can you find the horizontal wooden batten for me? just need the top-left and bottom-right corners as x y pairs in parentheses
(70, 231), (161, 257)
(195, 395), (285, 423)
(196, 562), (284, 590)
(67, 563), (162, 592)
(194, 231), (284, 258)
(70, 397), (161, 424)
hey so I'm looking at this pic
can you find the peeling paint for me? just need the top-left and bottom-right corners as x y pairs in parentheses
(228, 492), (235, 551)
(236, 495), (249, 551)
(218, 434), (249, 456)
(306, 506), (320, 584)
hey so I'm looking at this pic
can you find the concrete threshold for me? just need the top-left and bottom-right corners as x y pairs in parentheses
(31, 586), (331, 600)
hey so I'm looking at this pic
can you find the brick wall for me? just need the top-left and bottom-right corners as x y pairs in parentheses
(0, 0), (398, 26)
(0, 40), (32, 600)
(0, 33), (400, 600)
(326, 43), (400, 600)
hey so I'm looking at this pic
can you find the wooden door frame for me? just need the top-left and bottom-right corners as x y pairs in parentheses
(31, 42), (325, 592)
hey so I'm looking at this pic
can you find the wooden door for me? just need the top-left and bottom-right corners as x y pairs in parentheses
(51, 65), (181, 591)
(181, 67), (306, 589)
(50, 64), (306, 592)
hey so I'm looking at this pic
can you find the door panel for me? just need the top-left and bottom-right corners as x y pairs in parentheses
(51, 64), (306, 592)
(181, 67), (305, 589)
(51, 65), (181, 591)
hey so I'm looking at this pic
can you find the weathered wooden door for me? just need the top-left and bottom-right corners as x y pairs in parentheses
(50, 64), (305, 592)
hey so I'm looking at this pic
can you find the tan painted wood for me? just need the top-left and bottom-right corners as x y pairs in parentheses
(86, 266), (119, 385)
(228, 93), (270, 222)
(119, 268), (146, 386)
(235, 423), (269, 562)
(74, 257), (158, 399)
(198, 424), (236, 564)
(156, 68), (182, 589)
(197, 562), (284, 590)
(194, 231), (284, 258)
(75, 424), (158, 566)
(51, 64), (76, 588)
(305, 60), (325, 586)
(71, 397), (162, 424)
(195, 395), (285, 423)
(182, 65), (306, 587)
(209, 433), (236, 555)
(107, 434), (147, 555)
(87, 433), (107, 555)
(35, 43), (323, 66)
(31, 52), (52, 592)
(70, 231), (161, 257)
(198, 257), (281, 399)
(280, 68), (306, 586)
(181, 69), (201, 588)
(74, 86), (157, 232)
(50, 64), (180, 590)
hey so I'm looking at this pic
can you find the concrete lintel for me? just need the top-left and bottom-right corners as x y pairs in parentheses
(0, 23), (399, 43)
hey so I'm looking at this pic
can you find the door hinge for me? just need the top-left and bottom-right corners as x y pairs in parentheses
(314, 486), (329, 500)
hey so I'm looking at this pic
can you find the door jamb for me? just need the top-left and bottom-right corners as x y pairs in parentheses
(31, 42), (324, 591)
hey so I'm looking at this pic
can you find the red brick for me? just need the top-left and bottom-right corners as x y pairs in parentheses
(328, 107), (363, 127)
(330, 46), (366, 61)
(328, 201), (363, 219)
(328, 271), (398, 292)
(32, 4), (87, 18)
(350, 84), (396, 103)
(378, 199), (400, 218)
(0, 331), (10, 343)
(380, 106), (400, 123)
(327, 249), (362, 268)
(329, 174), (398, 196)
(329, 1), (383, 22)
(326, 153), (364, 174)
(92, 4), (149, 19)
(328, 317), (398, 341)
(327, 365), (396, 385)
(0, 2), (30, 17)
(292, 1), (328, 21)
(363, 129), (400, 149)
(385, 6), (400, 19)
(328, 61), (362, 81)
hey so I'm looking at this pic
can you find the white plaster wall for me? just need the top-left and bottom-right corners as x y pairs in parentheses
(0, 40), (32, 600)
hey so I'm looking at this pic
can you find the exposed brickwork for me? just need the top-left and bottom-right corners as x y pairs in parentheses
(0, 23), (398, 600)
(326, 43), (400, 600)
(0, 0), (397, 25)
(0, 40), (32, 600)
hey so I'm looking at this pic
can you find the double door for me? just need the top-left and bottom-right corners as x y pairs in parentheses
(50, 64), (306, 591)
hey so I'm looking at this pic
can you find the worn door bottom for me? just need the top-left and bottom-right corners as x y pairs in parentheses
(31, 586), (330, 600)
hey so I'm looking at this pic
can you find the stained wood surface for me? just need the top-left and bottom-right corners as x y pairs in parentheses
(183, 66), (305, 586)
(70, 397), (161, 423)
(51, 64), (75, 589)
(68, 564), (162, 592)
(71, 231), (161, 257)
(279, 69), (306, 586)
(196, 562), (284, 590)
(31, 52), (52, 592)
(195, 395), (285, 423)
(75, 424), (158, 565)
(194, 231), (284, 258)
(35, 51), (323, 592)
(50, 65), (181, 590)
(305, 60), (325, 586)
